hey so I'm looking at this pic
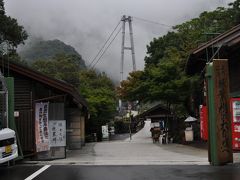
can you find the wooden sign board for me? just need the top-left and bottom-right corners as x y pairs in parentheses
(213, 59), (233, 164)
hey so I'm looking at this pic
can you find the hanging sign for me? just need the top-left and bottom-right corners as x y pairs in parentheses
(35, 102), (50, 152)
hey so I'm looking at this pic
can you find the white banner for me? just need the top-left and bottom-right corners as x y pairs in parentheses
(35, 102), (50, 152)
(49, 120), (66, 147)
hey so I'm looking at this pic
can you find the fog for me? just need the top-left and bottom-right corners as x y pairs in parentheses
(5, 0), (234, 82)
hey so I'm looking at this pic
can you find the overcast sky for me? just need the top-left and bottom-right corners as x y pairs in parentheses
(5, 0), (234, 82)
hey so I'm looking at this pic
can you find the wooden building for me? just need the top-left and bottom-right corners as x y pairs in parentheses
(135, 104), (177, 140)
(137, 104), (173, 122)
(0, 59), (88, 160)
(186, 24), (240, 96)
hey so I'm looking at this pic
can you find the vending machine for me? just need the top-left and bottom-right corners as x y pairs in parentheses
(230, 98), (240, 151)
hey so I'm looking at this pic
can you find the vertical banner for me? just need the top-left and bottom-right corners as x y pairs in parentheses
(200, 105), (208, 141)
(35, 102), (50, 152)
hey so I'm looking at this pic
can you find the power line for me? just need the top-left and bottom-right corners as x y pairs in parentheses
(133, 16), (172, 28)
(90, 27), (122, 69)
(88, 20), (121, 67)
(89, 15), (172, 70)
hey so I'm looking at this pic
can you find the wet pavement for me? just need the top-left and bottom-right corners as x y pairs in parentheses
(0, 164), (41, 180)
(35, 121), (208, 165)
(1, 164), (240, 180)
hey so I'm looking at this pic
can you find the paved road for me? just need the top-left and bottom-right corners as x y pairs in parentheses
(42, 120), (208, 165)
(1, 164), (240, 180)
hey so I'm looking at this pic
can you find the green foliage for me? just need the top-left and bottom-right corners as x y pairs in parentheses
(0, 0), (27, 48)
(0, 0), (4, 15)
(229, 0), (240, 24)
(114, 120), (129, 134)
(32, 53), (84, 86)
(79, 70), (117, 137)
(144, 32), (182, 67)
(117, 71), (148, 102)
(19, 39), (86, 68)
(79, 70), (116, 119)
(8, 51), (28, 66)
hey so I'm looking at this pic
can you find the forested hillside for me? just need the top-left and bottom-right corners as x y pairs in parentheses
(19, 39), (86, 68)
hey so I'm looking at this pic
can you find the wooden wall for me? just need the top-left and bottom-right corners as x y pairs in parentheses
(66, 108), (83, 149)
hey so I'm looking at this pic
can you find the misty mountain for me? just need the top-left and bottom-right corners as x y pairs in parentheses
(19, 39), (86, 68)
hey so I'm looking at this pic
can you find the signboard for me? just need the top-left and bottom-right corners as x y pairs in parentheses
(213, 60), (232, 163)
(35, 103), (50, 152)
(230, 98), (240, 150)
(207, 60), (233, 165)
(49, 120), (66, 147)
(102, 125), (109, 139)
(232, 99), (240, 122)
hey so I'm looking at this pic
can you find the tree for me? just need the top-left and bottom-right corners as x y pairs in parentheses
(117, 70), (147, 102)
(144, 32), (183, 68)
(32, 54), (83, 86)
(0, 0), (27, 48)
(0, 0), (4, 15)
(118, 48), (194, 116)
(229, 0), (240, 24)
(79, 70), (117, 140)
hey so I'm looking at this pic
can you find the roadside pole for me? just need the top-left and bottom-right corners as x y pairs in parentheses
(128, 103), (132, 140)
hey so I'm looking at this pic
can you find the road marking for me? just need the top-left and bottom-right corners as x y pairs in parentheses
(25, 165), (51, 180)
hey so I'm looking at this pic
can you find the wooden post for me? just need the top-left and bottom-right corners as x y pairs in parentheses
(206, 59), (233, 165)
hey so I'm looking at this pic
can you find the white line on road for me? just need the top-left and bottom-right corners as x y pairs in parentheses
(25, 165), (51, 180)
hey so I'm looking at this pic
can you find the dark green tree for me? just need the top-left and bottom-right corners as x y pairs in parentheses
(0, 0), (27, 48)
(117, 70), (148, 103)
(79, 70), (117, 140)
(32, 54), (84, 86)
(229, 0), (240, 24)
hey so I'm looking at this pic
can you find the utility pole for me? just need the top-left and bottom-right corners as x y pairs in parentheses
(119, 15), (136, 114)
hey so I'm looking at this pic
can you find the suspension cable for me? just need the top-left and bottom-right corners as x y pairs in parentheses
(133, 16), (172, 28)
(88, 20), (121, 67)
(90, 27), (122, 69)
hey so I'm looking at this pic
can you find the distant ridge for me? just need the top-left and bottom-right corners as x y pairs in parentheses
(19, 39), (86, 68)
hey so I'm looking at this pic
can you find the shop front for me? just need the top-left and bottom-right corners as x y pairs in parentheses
(186, 24), (240, 165)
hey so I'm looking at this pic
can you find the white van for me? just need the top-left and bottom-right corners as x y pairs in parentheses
(0, 128), (18, 164)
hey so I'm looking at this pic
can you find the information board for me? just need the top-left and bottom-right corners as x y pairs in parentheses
(49, 120), (66, 147)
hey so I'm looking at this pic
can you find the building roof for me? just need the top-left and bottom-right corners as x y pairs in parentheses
(0, 59), (88, 109)
(137, 104), (173, 119)
(186, 24), (240, 75)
